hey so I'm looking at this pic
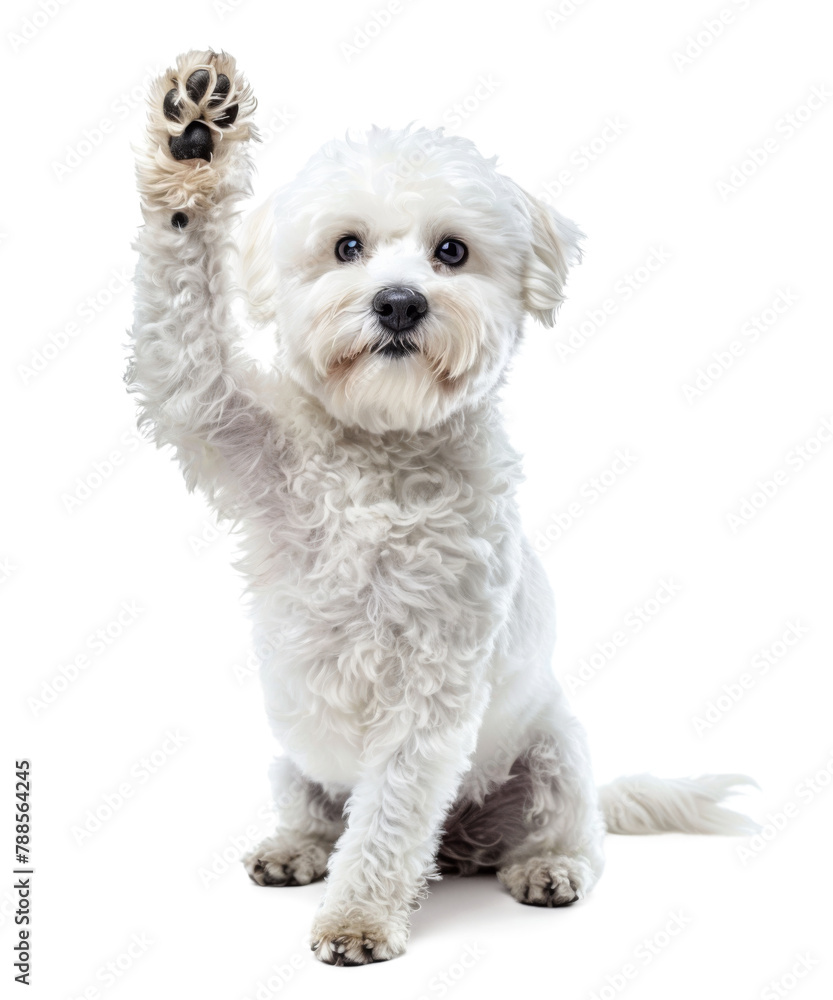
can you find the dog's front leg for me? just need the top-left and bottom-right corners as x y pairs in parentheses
(129, 51), (277, 508)
(310, 725), (476, 965)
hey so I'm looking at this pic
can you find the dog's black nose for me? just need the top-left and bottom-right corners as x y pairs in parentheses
(373, 287), (428, 333)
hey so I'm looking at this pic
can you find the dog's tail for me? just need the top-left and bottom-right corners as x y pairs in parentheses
(598, 773), (759, 836)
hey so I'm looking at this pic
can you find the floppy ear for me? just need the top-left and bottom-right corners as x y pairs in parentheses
(236, 195), (280, 326)
(516, 187), (583, 328)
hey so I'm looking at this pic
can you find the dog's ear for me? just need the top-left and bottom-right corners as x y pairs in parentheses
(514, 186), (583, 328)
(236, 196), (279, 326)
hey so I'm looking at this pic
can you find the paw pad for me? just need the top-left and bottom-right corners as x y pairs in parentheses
(164, 69), (239, 162)
(170, 122), (213, 162)
(185, 69), (211, 103)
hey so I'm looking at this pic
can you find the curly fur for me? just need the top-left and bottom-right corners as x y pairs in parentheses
(130, 50), (756, 966)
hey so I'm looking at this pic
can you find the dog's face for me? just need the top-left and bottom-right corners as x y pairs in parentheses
(240, 127), (581, 434)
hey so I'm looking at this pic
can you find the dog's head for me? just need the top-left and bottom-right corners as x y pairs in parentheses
(239, 126), (581, 434)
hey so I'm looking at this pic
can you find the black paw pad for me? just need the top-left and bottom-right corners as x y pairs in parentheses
(185, 69), (211, 103)
(208, 74), (231, 106)
(171, 212), (188, 229)
(209, 74), (237, 127)
(169, 121), (213, 161)
(215, 104), (239, 128)
(163, 88), (182, 122)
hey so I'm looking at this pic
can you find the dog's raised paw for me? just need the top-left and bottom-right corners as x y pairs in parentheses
(498, 855), (591, 908)
(164, 68), (239, 161)
(146, 49), (254, 173)
(137, 51), (257, 213)
(242, 836), (329, 887)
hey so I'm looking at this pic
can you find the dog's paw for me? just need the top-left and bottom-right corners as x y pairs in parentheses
(497, 855), (592, 907)
(162, 56), (246, 162)
(243, 834), (330, 887)
(137, 49), (257, 212)
(310, 907), (408, 966)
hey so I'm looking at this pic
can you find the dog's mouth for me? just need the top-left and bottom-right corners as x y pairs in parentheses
(328, 332), (420, 374)
(326, 326), (460, 390)
(374, 333), (419, 358)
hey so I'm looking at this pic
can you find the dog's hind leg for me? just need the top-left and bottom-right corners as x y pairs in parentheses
(494, 725), (607, 907)
(243, 757), (346, 887)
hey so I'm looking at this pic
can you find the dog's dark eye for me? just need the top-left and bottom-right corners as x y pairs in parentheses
(435, 238), (468, 267)
(335, 236), (363, 262)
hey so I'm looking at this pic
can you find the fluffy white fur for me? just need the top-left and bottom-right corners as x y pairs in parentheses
(130, 51), (757, 966)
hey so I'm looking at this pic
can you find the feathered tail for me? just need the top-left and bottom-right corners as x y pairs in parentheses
(599, 773), (759, 836)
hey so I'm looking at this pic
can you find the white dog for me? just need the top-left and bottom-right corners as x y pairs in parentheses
(130, 50), (756, 965)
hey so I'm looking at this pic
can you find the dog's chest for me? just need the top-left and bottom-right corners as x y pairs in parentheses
(255, 428), (514, 594)
(243, 425), (522, 781)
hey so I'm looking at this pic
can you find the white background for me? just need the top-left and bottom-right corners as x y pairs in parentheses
(3, 0), (832, 997)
